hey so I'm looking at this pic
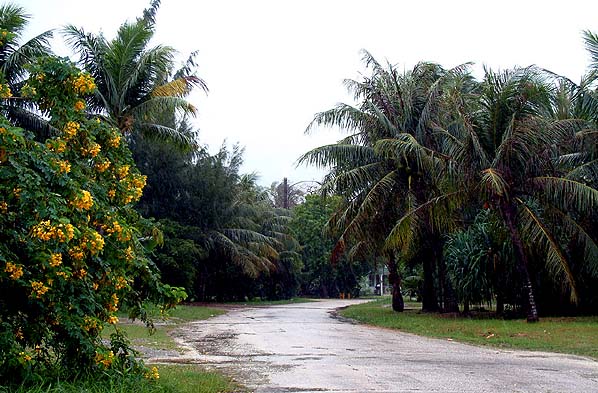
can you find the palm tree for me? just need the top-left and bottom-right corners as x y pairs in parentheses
(0, 3), (52, 135)
(300, 52), (469, 312)
(63, 0), (206, 147)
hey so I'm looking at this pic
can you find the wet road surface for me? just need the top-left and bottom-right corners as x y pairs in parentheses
(165, 299), (598, 393)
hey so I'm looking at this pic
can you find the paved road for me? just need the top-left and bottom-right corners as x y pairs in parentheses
(167, 299), (598, 393)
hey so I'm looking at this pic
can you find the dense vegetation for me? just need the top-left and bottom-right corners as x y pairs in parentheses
(301, 43), (598, 321)
(1, 0), (597, 388)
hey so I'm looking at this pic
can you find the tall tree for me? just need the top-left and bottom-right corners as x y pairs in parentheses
(63, 0), (206, 147)
(0, 3), (52, 135)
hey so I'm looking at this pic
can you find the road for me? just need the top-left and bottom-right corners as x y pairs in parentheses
(165, 299), (598, 393)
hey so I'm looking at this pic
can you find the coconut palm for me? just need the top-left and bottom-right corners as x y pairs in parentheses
(0, 3), (52, 135)
(63, 0), (206, 147)
(300, 52), (470, 312)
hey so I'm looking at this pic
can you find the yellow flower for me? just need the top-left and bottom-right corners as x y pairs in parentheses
(69, 246), (85, 261)
(145, 366), (160, 380)
(124, 246), (135, 262)
(0, 201), (7, 213)
(31, 281), (50, 298)
(55, 159), (71, 174)
(31, 220), (53, 241)
(49, 253), (62, 267)
(4, 261), (23, 280)
(63, 121), (80, 139)
(88, 142), (101, 157)
(12, 188), (21, 198)
(47, 138), (67, 154)
(71, 73), (96, 94)
(108, 134), (121, 148)
(19, 352), (32, 362)
(116, 165), (130, 179)
(107, 189), (116, 199)
(74, 268), (87, 279)
(71, 190), (93, 210)
(56, 271), (69, 279)
(95, 350), (114, 368)
(107, 315), (119, 325)
(95, 159), (111, 173)
(114, 276), (128, 290)
(15, 328), (24, 340)
(74, 100), (86, 111)
(0, 83), (12, 99)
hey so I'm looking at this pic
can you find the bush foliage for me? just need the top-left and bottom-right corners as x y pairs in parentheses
(0, 57), (185, 383)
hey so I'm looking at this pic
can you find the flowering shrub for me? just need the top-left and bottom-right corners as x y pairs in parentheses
(0, 57), (185, 383)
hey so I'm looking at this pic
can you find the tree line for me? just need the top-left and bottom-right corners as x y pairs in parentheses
(300, 44), (598, 321)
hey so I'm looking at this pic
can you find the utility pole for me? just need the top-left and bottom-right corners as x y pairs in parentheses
(282, 177), (289, 209)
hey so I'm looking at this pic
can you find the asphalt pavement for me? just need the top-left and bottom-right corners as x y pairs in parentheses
(166, 299), (598, 393)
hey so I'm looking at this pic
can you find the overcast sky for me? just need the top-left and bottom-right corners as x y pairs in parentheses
(19, 0), (598, 186)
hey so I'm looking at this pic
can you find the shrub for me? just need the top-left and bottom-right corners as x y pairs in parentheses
(0, 57), (185, 384)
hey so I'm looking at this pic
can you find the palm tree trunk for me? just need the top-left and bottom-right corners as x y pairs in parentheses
(421, 246), (440, 312)
(501, 202), (539, 322)
(436, 243), (459, 313)
(387, 254), (404, 312)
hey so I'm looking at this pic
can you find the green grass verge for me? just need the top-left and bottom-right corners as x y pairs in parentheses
(107, 305), (226, 351)
(341, 298), (598, 359)
(231, 297), (316, 305)
(1, 365), (239, 393)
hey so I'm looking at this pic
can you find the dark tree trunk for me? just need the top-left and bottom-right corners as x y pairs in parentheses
(421, 248), (439, 312)
(387, 254), (404, 312)
(436, 242), (459, 313)
(463, 300), (470, 314)
(496, 294), (504, 316)
(501, 202), (539, 323)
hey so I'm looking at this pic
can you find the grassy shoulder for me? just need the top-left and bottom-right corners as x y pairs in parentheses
(341, 298), (598, 359)
(107, 304), (226, 351)
(1, 366), (239, 393)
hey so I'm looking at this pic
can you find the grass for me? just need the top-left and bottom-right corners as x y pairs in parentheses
(1, 365), (239, 393)
(341, 298), (598, 359)
(108, 305), (226, 351)
(231, 297), (316, 305)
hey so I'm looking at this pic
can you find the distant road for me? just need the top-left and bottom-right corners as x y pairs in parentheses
(170, 299), (598, 393)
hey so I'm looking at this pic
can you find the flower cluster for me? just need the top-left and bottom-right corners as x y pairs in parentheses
(31, 281), (50, 298)
(82, 142), (101, 157)
(31, 221), (75, 242)
(68, 246), (85, 261)
(49, 253), (62, 267)
(94, 350), (114, 368)
(107, 133), (121, 148)
(71, 190), (94, 210)
(0, 201), (7, 213)
(54, 159), (71, 174)
(74, 100), (85, 111)
(0, 83), (12, 98)
(70, 73), (96, 95)
(95, 159), (111, 172)
(63, 121), (80, 139)
(82, 231), (104, 255)
(4, 262), (23, 280)
(83, 316), (102, 332)
(107, 293), (119, 312)
(20, 83), (36, 98)
(46, 138), (67, 153)
(145, 366), (160, 380)
(107, 315), (118, 325)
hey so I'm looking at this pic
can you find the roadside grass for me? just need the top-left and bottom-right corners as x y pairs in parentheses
(109, 305), (226, 351)
(1, 366), (239, 393)
(341, 298), (598, 359)
(231, 297), (316, 305)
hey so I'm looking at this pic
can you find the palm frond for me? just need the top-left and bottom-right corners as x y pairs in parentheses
(518, 199), (577, 302)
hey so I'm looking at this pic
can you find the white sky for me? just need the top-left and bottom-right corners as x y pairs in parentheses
(18, 0), (598, 186)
